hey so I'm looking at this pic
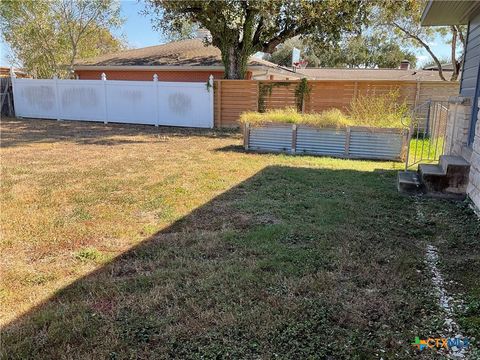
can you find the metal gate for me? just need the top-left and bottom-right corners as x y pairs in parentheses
(405, 100), (449, 170)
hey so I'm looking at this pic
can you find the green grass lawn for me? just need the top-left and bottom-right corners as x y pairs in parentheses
(407, 136), (446, 168)
(1, 118), (479, 359)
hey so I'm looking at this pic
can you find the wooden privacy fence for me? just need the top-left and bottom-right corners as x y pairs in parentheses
(213, 79), (459, 128)
(0, 77), (14, 117)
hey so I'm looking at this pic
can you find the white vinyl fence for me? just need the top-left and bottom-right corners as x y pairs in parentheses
(11, 73), (214, 128)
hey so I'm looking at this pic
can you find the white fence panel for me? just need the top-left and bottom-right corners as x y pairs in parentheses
(57, 80), (105, 122)
(157, 82), (213, 128)
(12, 79), (57, 119)
(11, 75), (214, 128)
(106, 80), (157, 125)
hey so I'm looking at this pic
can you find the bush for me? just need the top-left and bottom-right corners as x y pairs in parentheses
(240, 91), (411, 129)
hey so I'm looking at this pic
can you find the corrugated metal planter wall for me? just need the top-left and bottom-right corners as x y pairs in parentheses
(244, 123), (409, 161)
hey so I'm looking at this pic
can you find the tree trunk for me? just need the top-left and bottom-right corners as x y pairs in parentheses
(450, 26), (459, 82)
(222, 45), (249, 79)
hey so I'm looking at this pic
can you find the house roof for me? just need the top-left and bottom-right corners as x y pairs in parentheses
(0, 66), (29, 78)
(295, 68), (456, 82)
(75, 38), (293, 73)
(421, 0), (480, 26)
(423, 63), (455, 71)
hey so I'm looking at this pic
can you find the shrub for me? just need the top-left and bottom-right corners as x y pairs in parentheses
(349, 90), (411, 128)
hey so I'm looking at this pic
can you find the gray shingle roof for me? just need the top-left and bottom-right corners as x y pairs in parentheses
(75, 38), (283, 69)
(296, 68), (456, 82)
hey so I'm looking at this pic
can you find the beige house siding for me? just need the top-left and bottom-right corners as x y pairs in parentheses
(445, 97), (473, 157)
(446, 96), (480, 211)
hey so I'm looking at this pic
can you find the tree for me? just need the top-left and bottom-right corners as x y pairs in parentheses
(146, 0), (368, 79)
(266, 37), (322, 67)
(421, 57), (451, 69)
(163, 21), (199, 42)
(0, 0), (124, 78)
(266, 34), (417, 69)
(377, 0), (465, 81)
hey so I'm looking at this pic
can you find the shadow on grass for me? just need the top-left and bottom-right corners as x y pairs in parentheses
(0, 118), (240, 148)
(1, 165), (434, 359)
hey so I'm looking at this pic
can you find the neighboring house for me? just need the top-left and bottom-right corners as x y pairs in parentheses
(421, 0), (480, 210)
(0, 67), (29, 78)
(423, 63), (455, 71)
(296, 67), (452, 82)
(74, 38), (301, 82)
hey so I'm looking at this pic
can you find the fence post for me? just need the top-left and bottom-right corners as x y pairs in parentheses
(345, 127), (351, 156)
(53, 75), (61, 121)
(101, 72), (108, 124)
(9, 68), (16, 118)
(244, 123), (250, 150)
(153, 73), (159, 126)
(208, 74), (214, 128)
(291, 124), (297, 154)
(414, 81), (421, 109)
(217, 80), (222, 128)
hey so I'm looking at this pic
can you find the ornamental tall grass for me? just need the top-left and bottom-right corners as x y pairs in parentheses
(240, 107), (352, 128)
(240, 91), (411, 129)
(349, 90), (411, 128)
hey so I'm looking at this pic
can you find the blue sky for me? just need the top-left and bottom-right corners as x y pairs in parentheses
(0, 0), (453, 68)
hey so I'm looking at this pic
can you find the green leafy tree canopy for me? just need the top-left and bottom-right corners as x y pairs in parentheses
(146, 0), (369, 79)
(0, 0), (125, 78)
(376, 0), (466, 81)
(266, 34), (417, 69)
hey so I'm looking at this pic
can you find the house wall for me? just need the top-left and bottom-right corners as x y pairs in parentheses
(445, 97), (473, 158)
(75, 70), (227, 82)
(460, 12), (480, 99)
(445, 96), (480, 211)
(445, 11), (480, 211)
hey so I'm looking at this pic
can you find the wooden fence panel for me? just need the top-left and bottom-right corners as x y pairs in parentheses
(214, 80), (257, 127)
(307, 81), (355, 113)
(261, 82), (297, 110)
(214, 79), (459, 128)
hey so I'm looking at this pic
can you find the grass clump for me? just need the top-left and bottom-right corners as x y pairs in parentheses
(241, 91), (411, 129)
(74, 248), (102, 262)
(240, 107), (352, 129)
(350, 90), (410, 128)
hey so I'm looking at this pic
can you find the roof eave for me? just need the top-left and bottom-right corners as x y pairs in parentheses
(74, 64), (303, 77)
(421, 0), (480, 26)
(74, 65), (225, 71)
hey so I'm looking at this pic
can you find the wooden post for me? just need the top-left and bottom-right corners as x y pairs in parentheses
(256, 81), (260, 112)
(353, 81), (358, 101)
(217, 80), (222, 128)
(291, 124), (297, 153)
(414, 81), (421, 109)
(244, 123), (250, 150)
(8, 68), (16, 117)
(345, 127), (351, 156)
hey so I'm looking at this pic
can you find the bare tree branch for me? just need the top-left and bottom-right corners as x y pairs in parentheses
(391, 21), (447, 81)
